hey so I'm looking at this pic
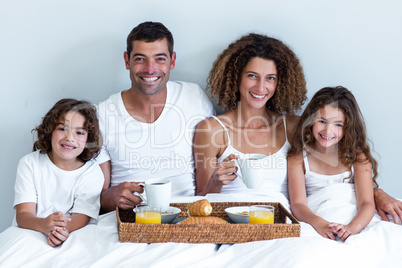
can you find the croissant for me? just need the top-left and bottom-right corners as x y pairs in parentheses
(179, 216), (229, 225)
(188, 199), (212, 216)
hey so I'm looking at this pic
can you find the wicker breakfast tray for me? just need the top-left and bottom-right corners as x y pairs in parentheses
(117, 202), (300, 244)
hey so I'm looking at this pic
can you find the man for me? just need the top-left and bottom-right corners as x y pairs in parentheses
(97, 22), (214, 212)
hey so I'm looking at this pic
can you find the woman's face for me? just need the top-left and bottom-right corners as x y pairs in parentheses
(239, 57), (277, 110)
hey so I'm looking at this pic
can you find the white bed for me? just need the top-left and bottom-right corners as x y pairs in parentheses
(1, 185), (401, 268)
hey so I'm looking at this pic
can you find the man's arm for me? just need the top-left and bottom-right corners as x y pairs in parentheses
(99, 161), (143, 213)
(374, 188), (402, 224)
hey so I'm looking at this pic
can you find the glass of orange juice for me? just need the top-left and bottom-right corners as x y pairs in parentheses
(249, 205), (274, 224)
(134, 205), (161, 224)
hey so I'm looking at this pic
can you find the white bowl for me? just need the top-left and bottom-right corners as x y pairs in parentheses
(161, 206), (181, 223)
(225, 206), (249, 223)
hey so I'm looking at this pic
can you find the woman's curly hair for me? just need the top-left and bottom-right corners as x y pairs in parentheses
(288, 86), (378, 188)
(32, 98), (103, 162)
(207, 33), (307, 113)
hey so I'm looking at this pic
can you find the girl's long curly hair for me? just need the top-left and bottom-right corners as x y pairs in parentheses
(32, 98), (103, 162)
(207, 33), (307, 114)
(288, 86), (378, 188)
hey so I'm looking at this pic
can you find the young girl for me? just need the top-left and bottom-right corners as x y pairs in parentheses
(13, 99), (104, 247)
(287, 86), (378, 241)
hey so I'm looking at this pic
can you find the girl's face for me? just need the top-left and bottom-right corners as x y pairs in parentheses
(239, 57), (277, 110)
(312, 105), (345, 150)
(49, 111), (88, 169)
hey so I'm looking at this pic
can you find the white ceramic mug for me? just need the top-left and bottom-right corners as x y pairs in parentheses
(144, 178), (172, 211)
(237, 154), (266, 189)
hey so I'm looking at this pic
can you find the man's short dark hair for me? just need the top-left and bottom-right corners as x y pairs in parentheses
(126, 21), (174, 58)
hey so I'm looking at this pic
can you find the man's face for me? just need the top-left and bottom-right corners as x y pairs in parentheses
(124, 38), (176, 96)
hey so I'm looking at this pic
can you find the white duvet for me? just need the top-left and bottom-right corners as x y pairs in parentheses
(1, 186), (401, 268)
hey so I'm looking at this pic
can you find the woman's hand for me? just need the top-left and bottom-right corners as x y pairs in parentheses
(212, 154), (239, 185)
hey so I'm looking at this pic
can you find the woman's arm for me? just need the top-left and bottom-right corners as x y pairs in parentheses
(194, 118), (237, 195)
(287, 154), (336, 240)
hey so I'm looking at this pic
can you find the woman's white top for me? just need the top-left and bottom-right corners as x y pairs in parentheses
(212, 115), (290, 199)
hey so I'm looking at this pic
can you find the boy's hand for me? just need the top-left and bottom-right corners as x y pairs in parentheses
(47, 227), (69, 247)
(44, 212), (71, 234)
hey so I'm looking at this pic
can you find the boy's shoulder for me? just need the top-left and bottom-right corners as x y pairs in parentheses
(19, 150), (44, 164)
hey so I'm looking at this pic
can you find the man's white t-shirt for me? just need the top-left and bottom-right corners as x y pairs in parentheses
(13, 151), (104, 224)
(97, 81), (215, 196)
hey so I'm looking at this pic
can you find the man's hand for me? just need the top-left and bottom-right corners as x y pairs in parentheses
(374, 189), (402, 224)
(101, 182), (144, 212)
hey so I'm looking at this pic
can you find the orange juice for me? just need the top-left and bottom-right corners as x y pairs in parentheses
(249, 211), (274, 224)
(135, 211), (161, 224)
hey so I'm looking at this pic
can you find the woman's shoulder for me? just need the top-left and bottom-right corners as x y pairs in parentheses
(196, 112), (233, 131)
(285, 114), (300, 142)
(285, 114), (300, 129)
(194, 113), (231, 148)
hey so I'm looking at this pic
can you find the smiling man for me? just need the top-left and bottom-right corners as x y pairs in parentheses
(97, 22), (214, 213)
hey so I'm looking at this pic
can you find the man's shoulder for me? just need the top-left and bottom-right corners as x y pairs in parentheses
(167, 81), (215, 117)
(167, 81), (203, 93)
(96, 91), (124, 118)
(170, 80), (212, 100)
(98, 91), (122, 106)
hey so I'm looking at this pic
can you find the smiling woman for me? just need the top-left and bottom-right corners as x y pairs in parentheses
(239, 58), (277, 110)
(194, 33), (307, 197)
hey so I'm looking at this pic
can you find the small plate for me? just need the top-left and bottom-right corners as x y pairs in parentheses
(225, 206), (249, 223)
(161, 206), (181, 223)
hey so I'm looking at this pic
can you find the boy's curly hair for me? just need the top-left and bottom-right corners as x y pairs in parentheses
(33, 98), (103, 162)
(207, 33), (307, 113)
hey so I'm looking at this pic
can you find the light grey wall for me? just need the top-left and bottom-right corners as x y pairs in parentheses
(1, 0), (401, 232)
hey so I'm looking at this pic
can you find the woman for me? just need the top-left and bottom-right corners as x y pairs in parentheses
(194, 33), (402, 224)
(194, 33), (307, 197)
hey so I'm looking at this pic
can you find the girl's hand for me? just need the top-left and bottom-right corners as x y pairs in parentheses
(329, 222), (355, 241)
(213, 154), (239, 185)
(44, 212), (71, 235)
(47, 227), (69, 247)
(315, 221), (337, 240)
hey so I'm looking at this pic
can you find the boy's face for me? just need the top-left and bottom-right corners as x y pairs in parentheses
(124, 38), (176, 96)
(49, 111), (88, 169)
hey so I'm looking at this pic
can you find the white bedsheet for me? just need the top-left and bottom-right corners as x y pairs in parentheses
(1, 188), (401, 268)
